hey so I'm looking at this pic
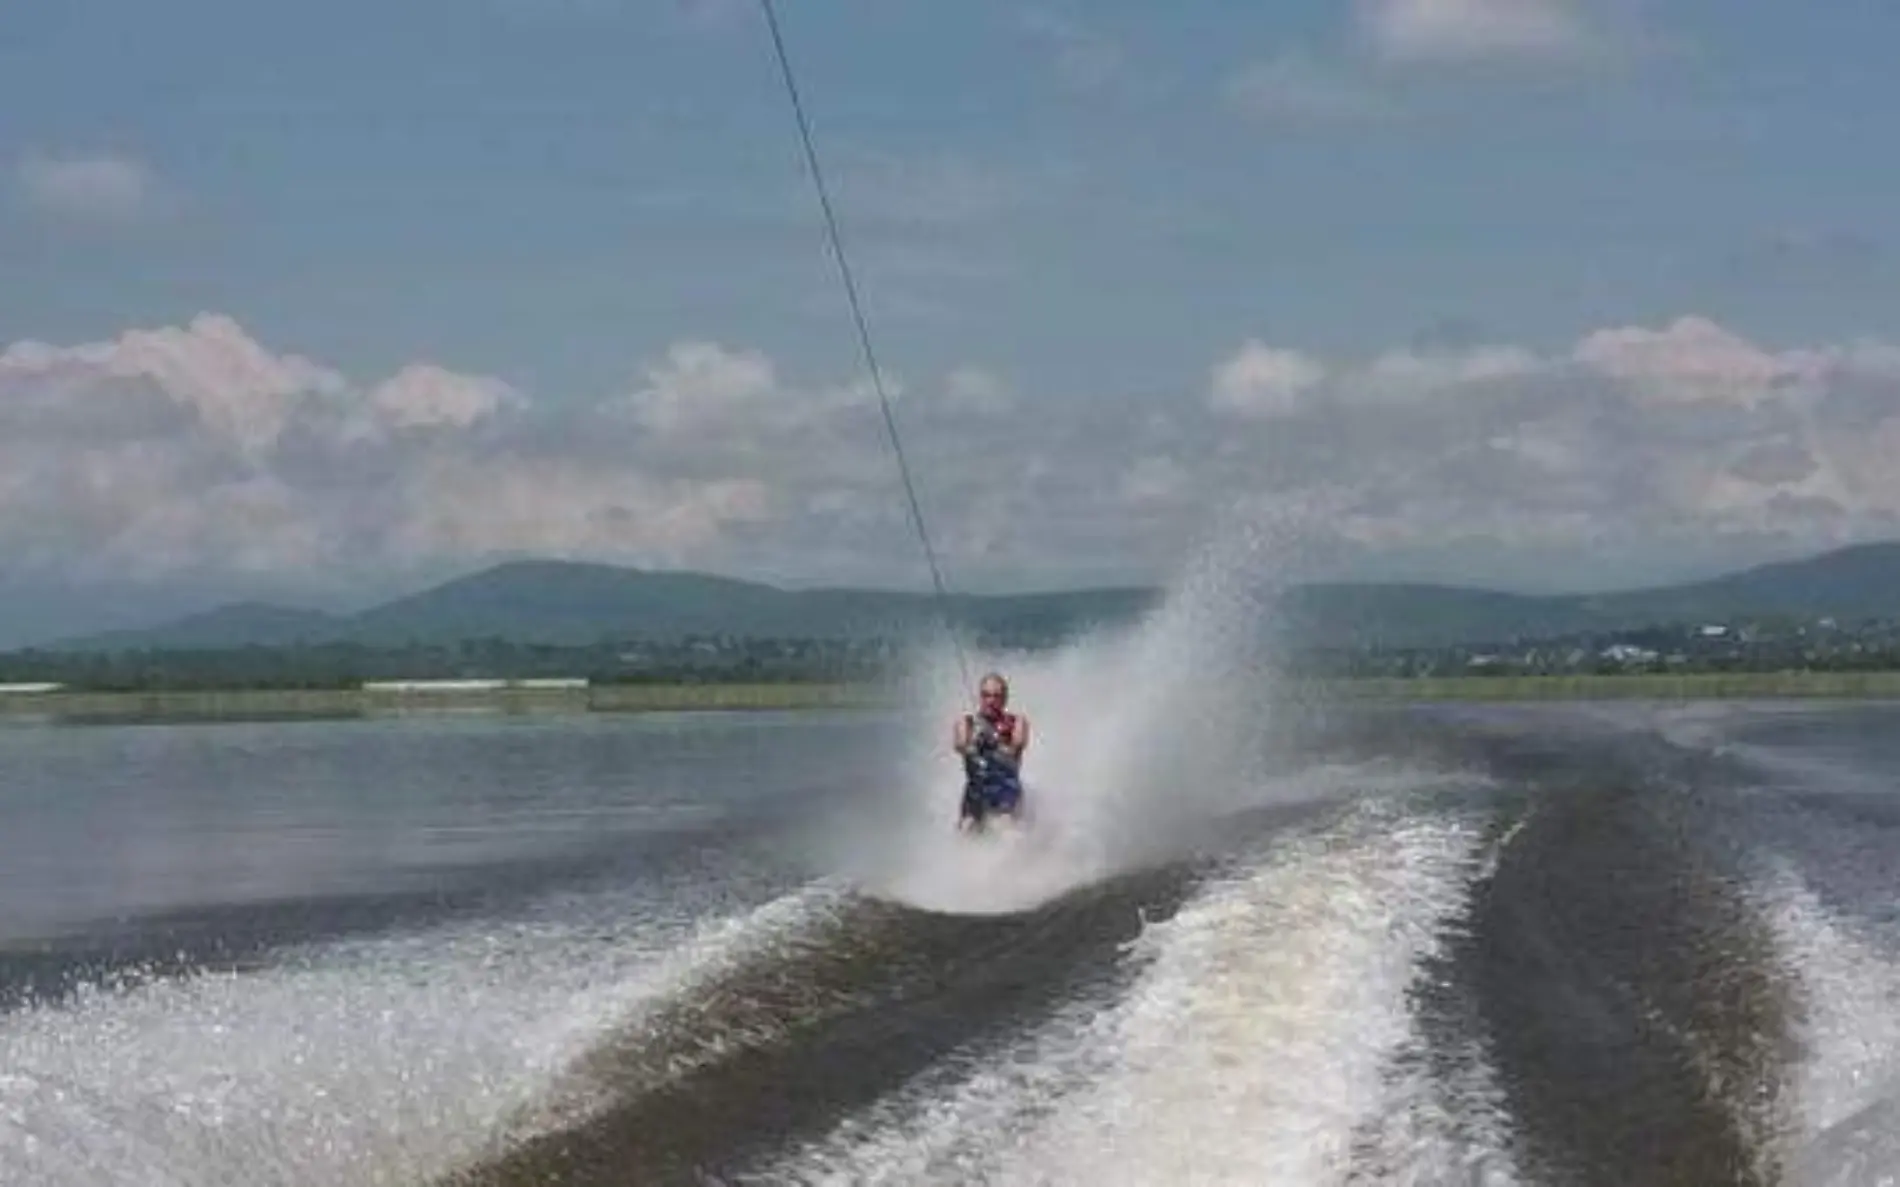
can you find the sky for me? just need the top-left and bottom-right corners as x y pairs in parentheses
(5, 0), (1900, 636)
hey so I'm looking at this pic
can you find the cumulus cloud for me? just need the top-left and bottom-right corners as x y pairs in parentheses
(5, 310), (1900, 599)
(1209, 341), (1329, 419)
(370, 363), (520, 430)
(14, 151), (156, 222)
(1228, 0), (1644, 131)
(1201, 315), (1900, 581)
(621, 340), (783, 437)
(0, 315), (1109, 592)
(0, 314), (343, 456)
(1356, 0), (1597, 63)
(1572, 315), (1829, 409)
(942, 366), (1015, 417)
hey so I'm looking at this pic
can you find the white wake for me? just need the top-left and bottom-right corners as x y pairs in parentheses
(759, 799), (1515, 1185)
(0, 884), (845, 1187)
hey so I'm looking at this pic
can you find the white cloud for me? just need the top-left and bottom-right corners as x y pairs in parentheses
(942, 366), (1014, 417)
(1196, 315), (1900, 583)
(1572, 315), (1828, 409)
(370, 364), (518, 430)
(384, 455), (773, 568)
(1356, 0), (1596, 63)
(1358, 344), (1542, 398)
(1209, 341), (1328, 418)
(1228, 0), (1654, 133)
(0, 313), (343, 455)
(0, 317), (801, 585)
(1208, 339), (1538, 420)
(15, 151), (156, 222)
(622, 340), (781, 436)
(5, 310), (1900, 600)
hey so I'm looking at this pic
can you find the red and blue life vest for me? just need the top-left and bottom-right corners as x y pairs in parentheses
(972, 708), (1018, 749)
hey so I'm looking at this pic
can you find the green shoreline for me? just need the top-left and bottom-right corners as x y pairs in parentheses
(6, 670), (1900, 723)
(0, 681), (885, 723)
(1305, 670), (1900, 702)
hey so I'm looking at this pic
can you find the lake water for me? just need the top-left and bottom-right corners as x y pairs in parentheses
(5, 699), (1900, 1185)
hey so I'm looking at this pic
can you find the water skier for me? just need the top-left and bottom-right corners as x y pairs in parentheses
(953, 671), (1031, 830)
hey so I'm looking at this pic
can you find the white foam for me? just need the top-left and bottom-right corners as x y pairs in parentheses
(1348, 1009), (1520, 1187)
(0, 883), (843, 1187)
(1751, 864), (1900, 1186)
(765, 800), (1510, 1185)
(1005, 803), (1493, 1185)
(830, 525), (1382, 916)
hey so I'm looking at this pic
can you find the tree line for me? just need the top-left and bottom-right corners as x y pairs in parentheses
(0, 636), (901, 691)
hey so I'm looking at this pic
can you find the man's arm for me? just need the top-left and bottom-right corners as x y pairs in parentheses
(951, 714), (972, 755)
(1007, 714), (1031, 761)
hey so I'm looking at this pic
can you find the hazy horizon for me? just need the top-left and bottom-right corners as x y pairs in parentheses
(11, 533), (1900, 654)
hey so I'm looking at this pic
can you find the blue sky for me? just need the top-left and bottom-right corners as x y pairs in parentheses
(4, 0), (1900, 635)
(12, 0), (1897, 388)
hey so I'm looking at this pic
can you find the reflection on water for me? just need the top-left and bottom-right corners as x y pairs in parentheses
(0, 710), (885, 945)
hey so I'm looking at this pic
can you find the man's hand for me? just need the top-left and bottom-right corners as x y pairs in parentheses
(953, 715), (982, 757)
(1005, 714), (1030, 762)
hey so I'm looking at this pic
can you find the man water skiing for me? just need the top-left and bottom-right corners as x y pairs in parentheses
(953, 671), (1031, 830)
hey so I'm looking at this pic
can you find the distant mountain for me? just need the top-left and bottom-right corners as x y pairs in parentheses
(35, 541), (1900, 655)
(47, 601), (344, 653)
(1279, 541), (1900, 649)
(347, 561), (807, 646)
(44, 561), (1158, 652)
(1578, 541), (1900, 627)
(0, 580), (227, 652)
(345, 561), (1158, 646)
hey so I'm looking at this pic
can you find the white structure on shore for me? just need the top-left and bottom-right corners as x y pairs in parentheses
(360, 678), (589, 692)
